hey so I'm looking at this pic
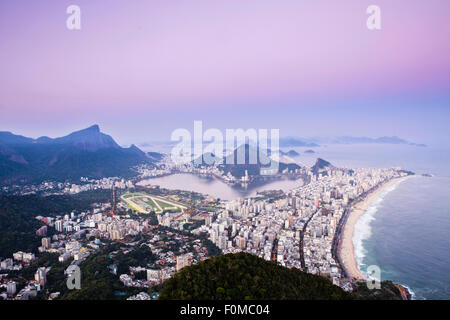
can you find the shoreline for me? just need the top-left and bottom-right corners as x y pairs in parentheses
(137, 172), (306, 200)
(339, 175), (412, 281)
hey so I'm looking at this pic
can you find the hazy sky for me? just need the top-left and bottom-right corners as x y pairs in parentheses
(1, 0), (449, 146)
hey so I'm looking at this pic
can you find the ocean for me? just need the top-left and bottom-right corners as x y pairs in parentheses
(298, 143), (450, 300)
(147, 142), (450, 299)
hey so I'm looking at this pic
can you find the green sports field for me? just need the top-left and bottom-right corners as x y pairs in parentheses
(121, 193), (188, 214)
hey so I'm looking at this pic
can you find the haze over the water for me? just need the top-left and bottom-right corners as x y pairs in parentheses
(1, 0), (449, 145)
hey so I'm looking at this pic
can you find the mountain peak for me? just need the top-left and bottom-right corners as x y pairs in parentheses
(54, 124), (120, 151)
(311, 158), (333, 175)
(0, 125), (153, 184)
(85, 124), (100, 132)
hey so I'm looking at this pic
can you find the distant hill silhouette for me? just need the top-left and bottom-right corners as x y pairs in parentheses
(279, 137), (319, 147)
(278, 136), (426, 147)
(147, 151), (165, 162)
(311, 158), (334, 175)
(0, 125), (159, 184)
(331, 136), (426, 147)
(194, 144), (301, 178)
(280, 149), (300, 157)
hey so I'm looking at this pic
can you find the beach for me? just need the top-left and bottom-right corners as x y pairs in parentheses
(339, 176), (411, 281)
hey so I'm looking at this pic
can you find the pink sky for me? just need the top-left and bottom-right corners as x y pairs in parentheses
(0, 0), (449, 142)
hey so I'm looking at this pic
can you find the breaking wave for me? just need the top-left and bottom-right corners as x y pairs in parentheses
(352, 181), (402, 278)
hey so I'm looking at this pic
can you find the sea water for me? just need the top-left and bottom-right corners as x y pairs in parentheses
(147, 142), (450, 299)
(298, 144), (450, 300)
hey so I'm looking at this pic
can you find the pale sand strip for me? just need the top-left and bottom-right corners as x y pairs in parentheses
(339, 176), (411, 281)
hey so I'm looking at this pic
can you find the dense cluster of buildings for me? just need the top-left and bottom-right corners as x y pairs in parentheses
(0, 151), (410, 299)
(194, 167), (406, 290)
(1, 177), (135, 196)
(126, 291), (159, 300)
(0, 252), (50, 300)
(114, 231), (209, 291)
(0, 189), (213, 300)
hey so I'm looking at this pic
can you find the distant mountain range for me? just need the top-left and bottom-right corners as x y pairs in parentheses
(329, 136), (427, 147)
(0, 125), (159, 185)
(279, 137), (319, 148)
(139, 135), (425, 151)
(280, 149), (300, 157)
(195, 144), (301, 178)
(278, 136), (426, 147)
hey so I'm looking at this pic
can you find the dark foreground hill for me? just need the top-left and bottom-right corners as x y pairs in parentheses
(159, 253), (408, 300)
(159, 252), (351, 300)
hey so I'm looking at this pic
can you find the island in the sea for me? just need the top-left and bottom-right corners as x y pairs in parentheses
(280, 149), (300, 157)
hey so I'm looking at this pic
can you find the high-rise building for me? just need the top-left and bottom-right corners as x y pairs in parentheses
(291, 196), (297, 211)
(218, 235), (228, 250)
(35, 267), (47, 287)
(176, 255), (191, 272)
(288, 215), (294, 228)
(7, 281), (16, 296)
(41, 237), (51, 249)
(237, 236), (246, 249)
(55, 220), (63, 232)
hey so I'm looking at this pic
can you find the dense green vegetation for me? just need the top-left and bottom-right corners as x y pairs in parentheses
(54, 244), (161, 300)
(201, 238), (221, 257)
(60, 251), (127, 300)
(159, 253), (406, 300)
(147, 211), (159, 225)
(0, 202), (44, 258)
(19, 249), (404, 300)
(0, 190), (111, 258)
(114, 244), (156, 274)
(352, 280), (407, 300)
(159, 252), (351, 300)
(20, 253), (61, 279)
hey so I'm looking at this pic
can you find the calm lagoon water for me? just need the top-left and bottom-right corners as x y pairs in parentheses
(138, 173), (304, 200)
